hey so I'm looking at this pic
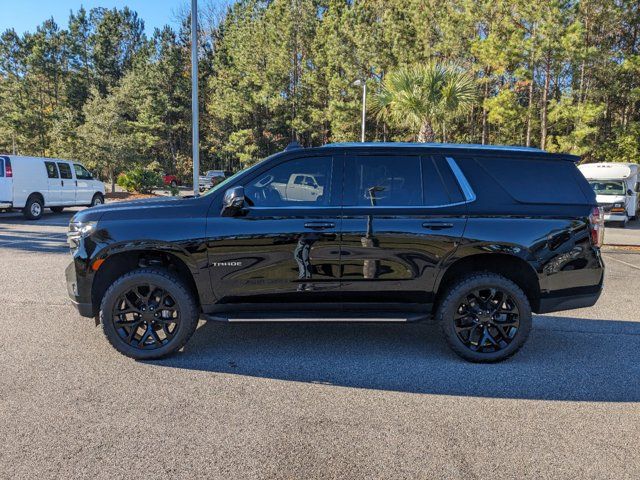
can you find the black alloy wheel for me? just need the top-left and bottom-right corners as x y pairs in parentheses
(112, 284), (180, 350)
(100, 268), (199, 359)
(453, 287), (520, 353)
(437, 272), (532, 363)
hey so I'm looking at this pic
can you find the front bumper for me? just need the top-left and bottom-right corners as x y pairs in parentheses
(65, 261), (94, 318)
(604, 213), (627, 222)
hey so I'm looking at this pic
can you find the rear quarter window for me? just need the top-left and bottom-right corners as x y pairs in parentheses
(0, 158), (4, 177)
(475, 156), (589, 204)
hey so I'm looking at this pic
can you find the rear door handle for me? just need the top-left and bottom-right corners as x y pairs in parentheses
(304, 222), (336, 230)
(422, 222), (454, 230)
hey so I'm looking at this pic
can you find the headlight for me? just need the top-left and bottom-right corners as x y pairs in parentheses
(67, 221), (97, 249)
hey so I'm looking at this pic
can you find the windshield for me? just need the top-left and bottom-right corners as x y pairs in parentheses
(202, 166), (250, 197)
(589, 180), (626, 196)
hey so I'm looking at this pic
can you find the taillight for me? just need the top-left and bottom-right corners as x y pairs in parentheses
(5, 158), (12, 177)
(589, 206), (604, 247)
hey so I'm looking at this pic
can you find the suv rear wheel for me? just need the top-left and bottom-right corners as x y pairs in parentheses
(99, 268), (199, 360)
(437, 272), (532, 363)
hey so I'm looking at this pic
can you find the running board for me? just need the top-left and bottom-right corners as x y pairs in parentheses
(201, 311), (431, 323)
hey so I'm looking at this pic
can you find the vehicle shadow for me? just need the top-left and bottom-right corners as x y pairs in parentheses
(0, 213), (72, 253)
(152, 315), (640, 402)
(0, 210), (77, 227)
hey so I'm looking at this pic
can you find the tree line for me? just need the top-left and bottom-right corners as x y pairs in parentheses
(1, 0), (639, 188)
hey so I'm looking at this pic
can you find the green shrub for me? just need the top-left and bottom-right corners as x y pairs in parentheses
(116, 167), (162, 194)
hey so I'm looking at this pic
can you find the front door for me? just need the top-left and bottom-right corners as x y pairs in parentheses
(73, 163), (94, 204)
(206, 155), (342, 304)
(340, 154), (468, 306)
(57, 162), (76, 205)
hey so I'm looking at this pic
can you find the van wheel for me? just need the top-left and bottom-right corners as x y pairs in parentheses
(99, 268), (199, 360)
(170, 180), (178, 188)
(50, 207), (64, 213)
(23, 195), (44, 220)
(437, 272), (532, 363)
(90, 193), (104, 207)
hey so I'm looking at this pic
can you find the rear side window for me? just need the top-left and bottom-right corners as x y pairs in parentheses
(45, 161), (59, 178)
(479, 157), (588, 204)
(58, 162), (73, 179)
(344, 155), (422, 206)
(0, 158), (4, 177)
(422, 156), (465, 205)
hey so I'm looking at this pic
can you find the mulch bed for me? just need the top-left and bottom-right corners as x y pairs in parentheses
(105, 192), (159, 202)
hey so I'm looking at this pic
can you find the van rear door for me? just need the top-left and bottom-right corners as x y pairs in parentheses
(0, 156), (13, 206)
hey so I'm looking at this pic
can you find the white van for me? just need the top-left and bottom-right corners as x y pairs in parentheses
(0, 155), (105, 220)
(578, 162), (639, 227)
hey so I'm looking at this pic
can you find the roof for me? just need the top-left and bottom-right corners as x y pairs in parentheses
(320, 142), (546, 153)
(578, 162), (638, 180)
(313, 142), (580, 162)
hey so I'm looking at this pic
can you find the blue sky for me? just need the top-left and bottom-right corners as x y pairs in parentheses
(0, 0), (194, 35)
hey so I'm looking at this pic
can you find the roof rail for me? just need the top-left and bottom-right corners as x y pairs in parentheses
(284, 141), (302, 151)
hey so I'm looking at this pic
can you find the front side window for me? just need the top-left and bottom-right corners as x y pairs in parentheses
(45, 161), (59, 179)
(245, 156), (332, 207)
(344, 155), (422, 207)
(58, 162), (73, 179)
(74, 164), (92, 180)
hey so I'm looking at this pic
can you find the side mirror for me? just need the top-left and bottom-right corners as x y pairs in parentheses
(221, 186), (245, 216)
(628, 189), (634, 196)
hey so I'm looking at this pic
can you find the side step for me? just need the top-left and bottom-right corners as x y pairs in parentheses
(201, 311), (432, 323)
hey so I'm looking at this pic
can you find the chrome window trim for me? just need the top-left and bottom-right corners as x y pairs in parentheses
(445, 156), (476, 203)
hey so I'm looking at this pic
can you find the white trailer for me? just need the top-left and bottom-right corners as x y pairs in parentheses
(578, 162), (639, 227)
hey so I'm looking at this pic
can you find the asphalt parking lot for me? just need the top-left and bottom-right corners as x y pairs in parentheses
(1, 209), (639, 479)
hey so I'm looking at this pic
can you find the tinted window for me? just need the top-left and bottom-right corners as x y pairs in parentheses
(422, 156), (466, 206)
(245, 156), (332, 207)
(479, 156), (588, 204)
(45, 161), (59, 179)
(58, 162), (73, 179)
(74, 163), (92, 180)
(0, 158), (4, 177)
(436, 157), (466, 203)
(344, 156), (422, 207)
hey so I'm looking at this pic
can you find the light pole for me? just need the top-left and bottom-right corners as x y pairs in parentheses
(353, 79), (366, 142)
(191, 0), (200, 196)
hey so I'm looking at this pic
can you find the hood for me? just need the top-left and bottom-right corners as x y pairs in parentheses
(71, 195), (192, 224)
(595, 194), (626, 205)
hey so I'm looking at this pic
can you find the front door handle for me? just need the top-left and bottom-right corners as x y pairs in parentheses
(422, 222), (454, 230)
(61, 180), (64, 186)
(304, 222), (336, 230)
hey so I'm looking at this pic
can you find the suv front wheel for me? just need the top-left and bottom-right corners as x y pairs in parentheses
(99, 268), (199, 359)
(437, 272), (532, 363)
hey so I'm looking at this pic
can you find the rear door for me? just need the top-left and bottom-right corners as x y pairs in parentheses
(0, 156), (12, 204)
(56, 162), (76, 205)
(44, 161), (61, 205)
(340, 153), (468, 306)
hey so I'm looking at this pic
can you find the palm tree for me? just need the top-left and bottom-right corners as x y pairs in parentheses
(373, 63), (476, 143)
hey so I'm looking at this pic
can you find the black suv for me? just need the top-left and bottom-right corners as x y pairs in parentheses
(66, 143), (604, 362)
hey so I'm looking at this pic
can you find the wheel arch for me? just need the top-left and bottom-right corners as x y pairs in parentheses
(435, 252), (541, 312)
(90, 249), (201, 316)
